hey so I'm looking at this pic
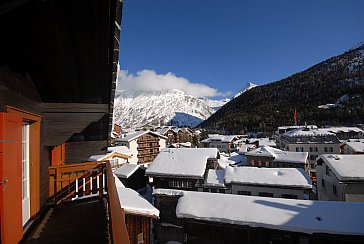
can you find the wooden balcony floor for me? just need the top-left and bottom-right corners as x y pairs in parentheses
(24, 197), (109, 244)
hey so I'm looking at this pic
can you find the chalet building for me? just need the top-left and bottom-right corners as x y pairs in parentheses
(153, 189), (185, 243)
(317, 154), (364, 202)
(201, 134), (238, 153)
(0, 0), (131, 243)
(197, 169), (231, 194)
(114, 164), (147, 191)
(176, 191), (364, 244)
(115, 177), (159, 244)
(155, 127), (178, 145)
(246, 146), (310, 172)
(146, 148), (220, 191)
(176, 128), (194, 143)
(88, 151), (131, 169)
(341, 139), (364, 154)
(116, 130), (167, 165)
(224, 166), (312, 199)
(276, 127), (341, 177)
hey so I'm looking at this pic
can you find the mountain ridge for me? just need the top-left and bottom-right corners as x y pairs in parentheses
(200, 43), (364, 133)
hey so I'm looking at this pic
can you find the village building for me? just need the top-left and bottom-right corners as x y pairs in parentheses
(176, 127), (194, 143)
(275, 125), (318, 135)
(320, 127), (364, 140)
(197, 169), (231, 193)
(155, 126), (178, 145)
(146, 148), (220, 191)
(114, 164), (147, 191)
(201, 134), (238, 153)
(152, 189), (185, 243)
(88, 151), (131, 169)
(176, 191), (364, 244)
(316, 154), (364, 202)
(115, 130), (167, 165)
(115, 177), (159, 244)
(246, 146), (310, 172)
(224, 166), (312, 199)
(276, 127), (341, 177)
(341, 139), (364, 154)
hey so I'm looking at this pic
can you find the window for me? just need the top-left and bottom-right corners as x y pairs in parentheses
(258, 192), (273, 197)
(333, 185), (337, 195)
(281, 194), (298, 199)
(168, 180), (192, 189)
(237, 190), (251, 196)
(296, 147), (303, 152)
(321, 179), (325, 187)
(211, 188), (217, 193)
(309, 147), (318, 152)
(218, 189), (225, 194)
(325, 166), (330, 175)
(324, 147), (333, 153)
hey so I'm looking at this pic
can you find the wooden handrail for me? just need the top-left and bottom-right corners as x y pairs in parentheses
(106, 162), (131, 244)
(49, 161), (105, 205)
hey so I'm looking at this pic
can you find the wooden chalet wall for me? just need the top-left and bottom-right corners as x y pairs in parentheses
(0, 0), (122, 241)
(137, 134), (160, 164)
(125, 215), (151, 244)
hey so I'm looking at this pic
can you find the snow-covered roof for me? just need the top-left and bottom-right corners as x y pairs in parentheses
(88, 151), (131, 162)
(246, 146), (308, 164)
(318, 154), (364, 181)
(321, 127), (364, 134)
(201, 134), (237, 143)
(108, 146), (132, 156)
(146, 148), (219, 178)
(114, 164), (141, 179)
(238, 144), (256, 154)
(116, 187), (159, 218)
(155, 127), (175, 136)
(204, 170), (225, 187)
(88, 154), (107, 161)
(278, 125), (317, 130)
(153, 188), (184, 196)
(256, 138), (277, 147)
(219, 152), (247, 167)
(283, 127), (335, 137)
(344, 140), (364, 153)
(224, 166), (312, 188)
(116, 130), (167, 142)
(176, 191), (364, 235)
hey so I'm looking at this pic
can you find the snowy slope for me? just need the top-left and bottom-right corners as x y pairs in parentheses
(198, 97), (230, 110)
(234, 82), (258, 98)
(113, 89), (216, 128)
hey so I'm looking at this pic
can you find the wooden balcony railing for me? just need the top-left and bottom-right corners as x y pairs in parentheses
(49, 161), (105, 205)
(48, 161), (130, 244)
(106, 162), (131, 244)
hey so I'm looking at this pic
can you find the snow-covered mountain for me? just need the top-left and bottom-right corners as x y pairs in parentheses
(113, 89), (216, 128)
(198, 97), (230, 110)
(234, 82), (258, 98)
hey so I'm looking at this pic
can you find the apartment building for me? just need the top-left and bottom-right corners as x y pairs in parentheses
(201, 134), (238, 152)
(116, 130), (167, 164)
(224, 166), (312, 199)
(246, 145), (309, 172)
(276, 127), (341, 177)
(316, 154), (364, 202)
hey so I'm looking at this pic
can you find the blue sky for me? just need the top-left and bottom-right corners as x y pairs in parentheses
(118, 0), (364, 98)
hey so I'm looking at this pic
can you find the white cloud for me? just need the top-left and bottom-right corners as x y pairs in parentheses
(117, 69), (230, 98)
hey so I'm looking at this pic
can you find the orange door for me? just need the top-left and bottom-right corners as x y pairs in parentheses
(0, 113), (23, 244)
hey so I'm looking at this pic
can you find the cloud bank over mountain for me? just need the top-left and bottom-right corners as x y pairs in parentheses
(117, 69), (231, 98)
